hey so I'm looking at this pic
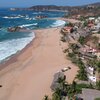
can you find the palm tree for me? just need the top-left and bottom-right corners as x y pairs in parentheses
(67, 81), (77, 99)
(57, 76), (66, 90)
(52, 91), (61, 100)
(70, 43), (80, 53)
(78, 36), (85, 45)
(87, 59), (97, 67)
(97, 43), (100, 49)
(96, 81), (100, 90)
(43, 95), (50, 100)
(96, 61), (100, 81)
(76, 67), (88, 81)
(77, 58), (84, 67)
(71, 81), (77, 92)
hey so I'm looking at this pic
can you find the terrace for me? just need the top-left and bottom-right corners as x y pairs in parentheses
(78, 89), (100, 100)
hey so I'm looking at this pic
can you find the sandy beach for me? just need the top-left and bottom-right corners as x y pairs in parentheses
(0, 26), (78, 100)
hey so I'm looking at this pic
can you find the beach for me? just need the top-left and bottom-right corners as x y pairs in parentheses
(0, 27), (78, 100)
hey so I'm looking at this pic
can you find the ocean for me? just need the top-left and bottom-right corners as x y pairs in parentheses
(0, 8), (66, 63)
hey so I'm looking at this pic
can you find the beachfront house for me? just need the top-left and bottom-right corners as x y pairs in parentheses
(94, 23), (100, 30)
(89, 17), (95, 21)
(61, 26), (73, 34)
(77, 88), (100, 100)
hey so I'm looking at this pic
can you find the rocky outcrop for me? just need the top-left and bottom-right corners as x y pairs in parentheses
(7, 26), (26, 32)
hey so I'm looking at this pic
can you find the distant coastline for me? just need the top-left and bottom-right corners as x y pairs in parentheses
(10, 2), (100, 11)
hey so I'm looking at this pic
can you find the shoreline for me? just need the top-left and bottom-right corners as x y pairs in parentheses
(0, 19), (66, 68)
(0, 18), (78, 100)
(0, 32), (36, 71)
(0, 27), (63, 71)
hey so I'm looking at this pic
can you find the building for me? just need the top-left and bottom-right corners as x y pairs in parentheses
(78, 89), (100, 100)
(61, 26), (73, 33)
(87, 66), (96, 83)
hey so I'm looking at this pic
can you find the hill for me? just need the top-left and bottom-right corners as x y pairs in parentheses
(10, 2), (100, 17)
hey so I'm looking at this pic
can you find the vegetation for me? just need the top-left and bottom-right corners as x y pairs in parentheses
(68, 52), (78, 64)
(96, 81), (100, 90)
(68, 44), (88, 81)
(75, 83), (94, 93)
(43, 95), (50, 100)
(79, 16), (85, 21)
(70, 43), (80, 53)
(67, 81), (77, 99)
(76, 68), (88, 81)
(61, 36), (66, 42)
(52, 89), (61, 100)
(67, 22), (73, 27)
(95, 98), (100, 100)
(87, 59), (97, 67)
(78, 36), (85, 45)
(97, 43), (100, 49)
(96, 61), (100, 73)
(68, 52), (76, 58)
(43, 67), (95, 100)
(83, 21), (88, 27)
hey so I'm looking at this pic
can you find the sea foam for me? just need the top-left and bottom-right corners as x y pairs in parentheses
(3, 15), (24, 19)
(20, 23), (38, 28)
(50, 20), (66, 27)
(3, 16), (20, 19)
(0, 32), (35, 63)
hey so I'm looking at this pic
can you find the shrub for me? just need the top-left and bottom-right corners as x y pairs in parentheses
(78, 36), (85, 45)
(95, 98), (100, 100)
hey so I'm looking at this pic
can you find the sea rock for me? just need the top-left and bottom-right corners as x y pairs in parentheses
(7, 26), (26, 32)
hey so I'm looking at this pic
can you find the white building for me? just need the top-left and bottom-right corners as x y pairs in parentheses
(89, 17), (95, 20)
(87, 67), (97, 83)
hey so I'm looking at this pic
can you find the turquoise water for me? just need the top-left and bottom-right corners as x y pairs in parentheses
(0, 8), (66, 62)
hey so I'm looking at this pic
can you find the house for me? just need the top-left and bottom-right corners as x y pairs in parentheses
(61, 26), (73, 33)
(95, 19), (100, 24)
(88, 76), (96, 83)
(86, 66), (96, 83)
(88, 23), (94, 28)
(94, 23), (100, 30)
(89, 17), (95, 21)
(88, 67), (94, 75)
(77, 89), (100, 100)
(79, 46), (98, 60)
(80, 46), (97, 55)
